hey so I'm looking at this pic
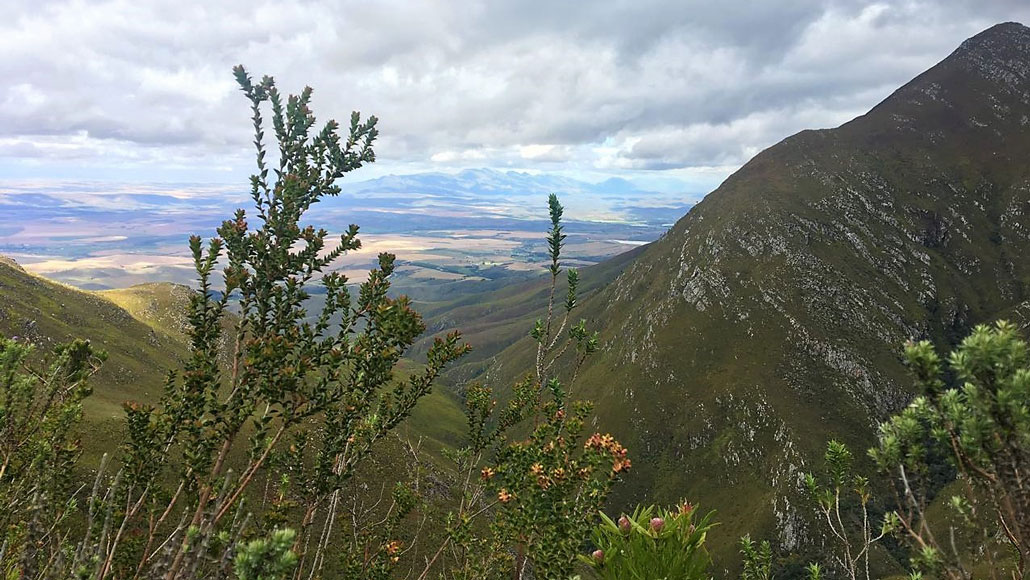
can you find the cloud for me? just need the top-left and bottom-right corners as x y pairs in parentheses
(2, 0), (1030, 179)
(519, 145), (574, 163)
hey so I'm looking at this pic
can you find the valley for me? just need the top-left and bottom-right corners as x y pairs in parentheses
(0, 169), (697, 292)
(4, 14), (1030, 579)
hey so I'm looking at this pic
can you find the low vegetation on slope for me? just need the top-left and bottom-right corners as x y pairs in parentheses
(422, 22), (1030, 569)
(5, 23), (1030, 580)
(0, 259), (186, 423)
(98, 282), (196, 340)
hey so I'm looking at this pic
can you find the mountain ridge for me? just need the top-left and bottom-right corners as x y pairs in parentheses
(431, 21), (1030, 567)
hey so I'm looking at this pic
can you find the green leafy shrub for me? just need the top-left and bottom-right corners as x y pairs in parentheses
(86, 64), (468, 579)
(738, 535), (772, 580)
(232, 528), (298, 580)
(0, 337), (105, 577)
(419, 195), (629, 580)
(803, 440), (895, 580)
(869, 320), (1030, 578)
(580, 502), (715, 579)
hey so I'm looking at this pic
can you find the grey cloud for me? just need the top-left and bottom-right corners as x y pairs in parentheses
(0, 142), (47, 158)
(3, 0), (1030, 176)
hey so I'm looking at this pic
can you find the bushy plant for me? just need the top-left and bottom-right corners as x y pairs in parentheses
(738, 535), (773, 580)
(804, 440), (896, 580)
(0, 337), (105, 577)
(419, 195), (629, 580)
(869, 320), (1030, 578)
(737, 536), (824, 580)
(579, 502), (715, 579)
(97, 65), (467, 580)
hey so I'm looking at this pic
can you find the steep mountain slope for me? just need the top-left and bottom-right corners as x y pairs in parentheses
(442, 22), (1030, 563)
(98, 282), (195, 341)
(0, 258), (467, 461)
(0, 259), (188, 420)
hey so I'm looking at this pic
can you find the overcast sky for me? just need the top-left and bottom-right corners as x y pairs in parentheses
(2, 0), (1029, 186)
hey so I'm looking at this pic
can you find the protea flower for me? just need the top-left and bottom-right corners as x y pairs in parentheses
(650, 517), (665, 532)
(592, 549), (604, 564)
(679, 501), (694, 516)
(618, 515), (631, 533)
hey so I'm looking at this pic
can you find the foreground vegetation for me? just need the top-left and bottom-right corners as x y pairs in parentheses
(2, 67), (1030, 579)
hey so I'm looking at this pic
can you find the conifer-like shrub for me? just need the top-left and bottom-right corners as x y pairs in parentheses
(0, 337), (105, 576)
(869, 320), (1030, 578)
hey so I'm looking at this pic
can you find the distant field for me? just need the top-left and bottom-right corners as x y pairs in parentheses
(0, 169), (697, 291)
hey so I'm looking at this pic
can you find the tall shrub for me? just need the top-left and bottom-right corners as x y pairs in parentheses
(2, 65), (468, 580)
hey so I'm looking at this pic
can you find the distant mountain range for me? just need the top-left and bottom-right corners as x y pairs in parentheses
(6, 20), (1030, 574)
(427, 22), (1030, 569)
(0, 168), (698, 230)
(338, 168), (694, 224)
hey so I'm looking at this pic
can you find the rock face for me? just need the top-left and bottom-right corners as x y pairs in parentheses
(482, 23), (1030, 562)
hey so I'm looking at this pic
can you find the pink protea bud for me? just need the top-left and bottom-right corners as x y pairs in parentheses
(618, 515), (631, 532)
(680, 501), (694, 516)
(650, 517), (665, 532)
(592, 549), (604, 563)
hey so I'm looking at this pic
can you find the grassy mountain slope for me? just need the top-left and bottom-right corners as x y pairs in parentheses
(417, 243), (648, 385)
(431, 22), (1030, 566)
(98, 282), (195, 341)
(0, 259), (186, 422)
(0, 260), (466, 461)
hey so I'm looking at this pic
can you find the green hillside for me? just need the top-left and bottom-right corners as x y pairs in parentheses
(98, 282), (196, 341)
(0, 260), (466, 462)
(424, 22), (1030, 568)
(0, 259), (186, 422)
(416, 243), (648, 386)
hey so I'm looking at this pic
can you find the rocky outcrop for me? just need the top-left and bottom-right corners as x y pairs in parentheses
(0, 255), (24, 273)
